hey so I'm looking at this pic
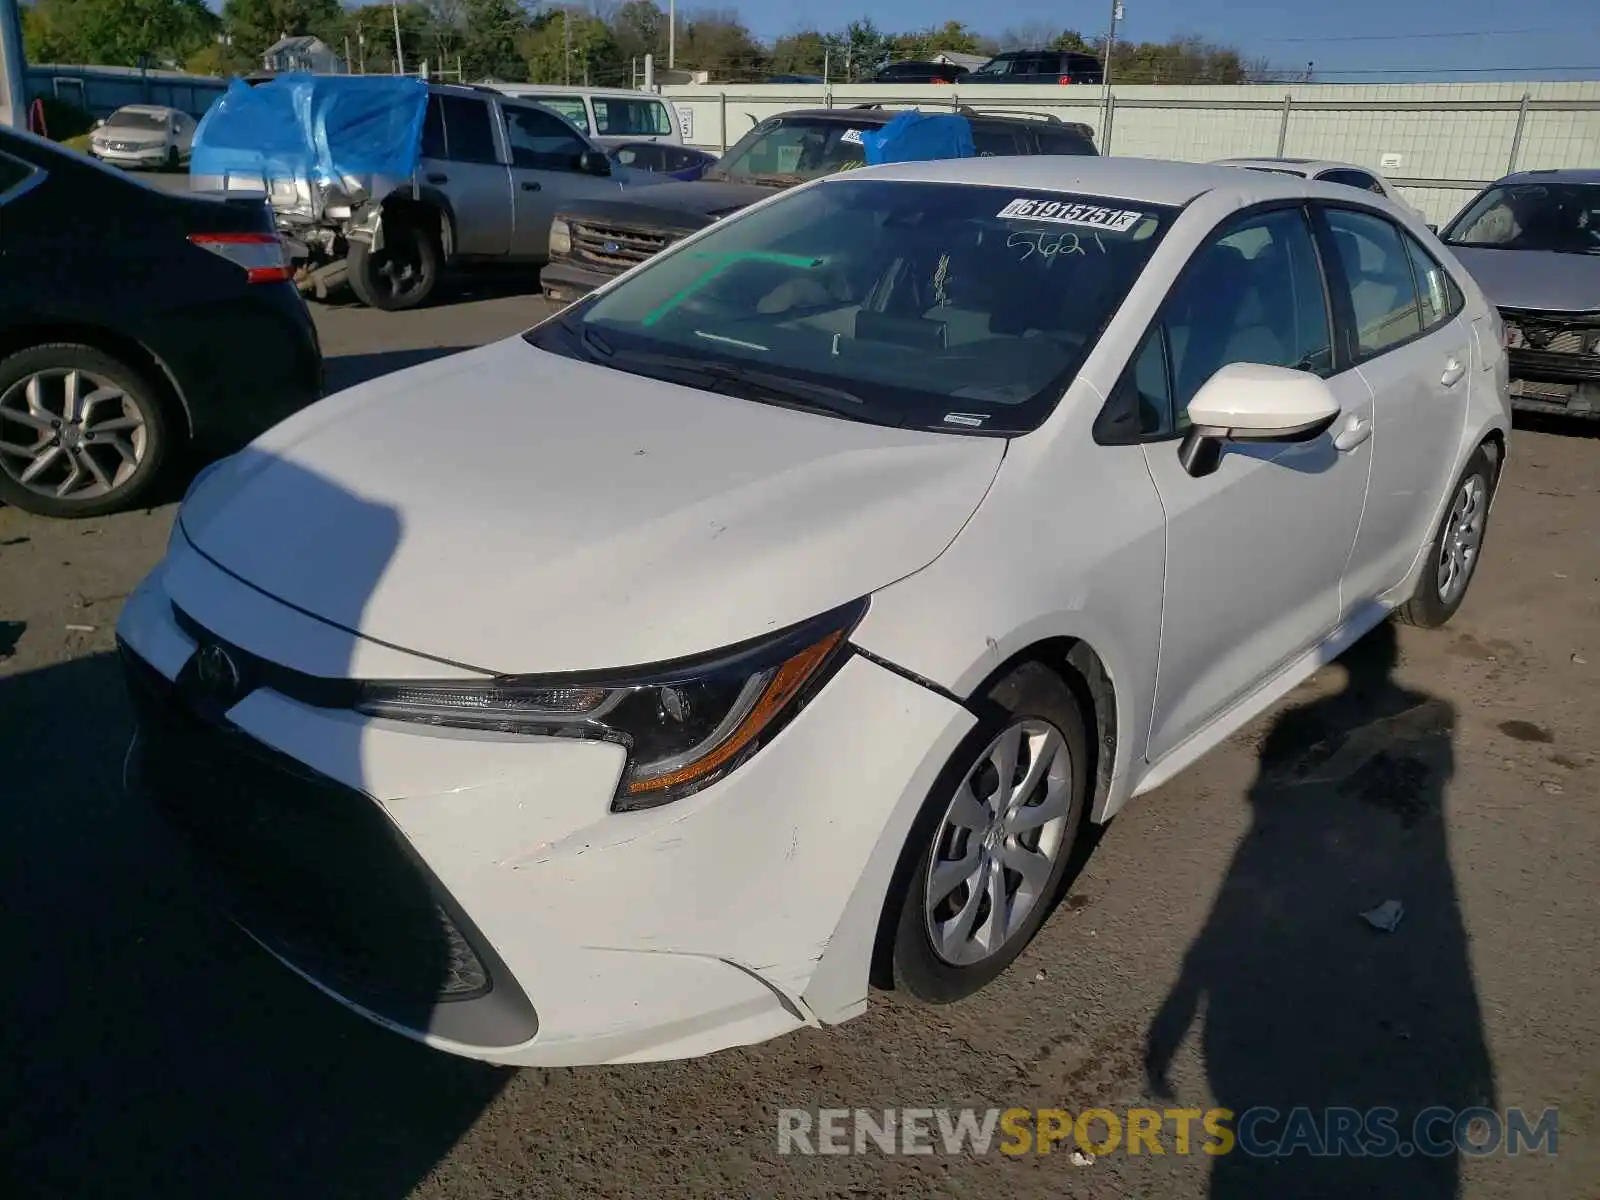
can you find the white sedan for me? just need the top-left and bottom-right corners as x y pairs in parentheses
(88, 104), (195, 171)
(117, 156), (1511, 1066)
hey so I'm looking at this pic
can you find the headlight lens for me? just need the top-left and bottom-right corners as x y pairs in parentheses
(549, 217), (572, 257)
(354, 599), (866, 810)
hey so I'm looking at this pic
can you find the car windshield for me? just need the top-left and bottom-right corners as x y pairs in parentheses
(1443, 181), (1600, 254)
(593, 98), (673, 137)
(707, 117), (875, 185)
(971, 58), (1013, 76)
(106, 110), (167, 131)
(525, 177), (1173, 435)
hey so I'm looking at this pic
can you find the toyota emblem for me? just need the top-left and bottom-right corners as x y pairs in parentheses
(195, 643), (241, 697)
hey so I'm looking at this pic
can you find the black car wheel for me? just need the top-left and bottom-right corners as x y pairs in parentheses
(1396, 445), (1497, 629)
(347, 221), (440, 312)
(0, 343), (172, 518)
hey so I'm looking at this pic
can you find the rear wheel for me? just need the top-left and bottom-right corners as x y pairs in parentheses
(887, 662), (1089, 1003)
(0, 343), (171, 518)
(347, 219), (440, 311)
(1396, 445), (1496, 628)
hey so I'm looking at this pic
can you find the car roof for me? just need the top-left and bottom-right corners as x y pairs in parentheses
(1497, 167), (1600, 185)
(487, 83), (666, 100)
(770, 107), (1092, 134)
(843, 154), (1311, 208)
(1213, 156), (1373, 176)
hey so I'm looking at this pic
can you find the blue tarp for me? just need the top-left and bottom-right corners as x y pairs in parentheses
(860, 109), (975, 166)
(190, 74), (429, 188)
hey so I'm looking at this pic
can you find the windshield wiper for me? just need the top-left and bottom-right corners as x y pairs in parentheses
(589, 342), (871, 419)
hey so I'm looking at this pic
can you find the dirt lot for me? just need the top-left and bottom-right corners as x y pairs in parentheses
(1, 292), (1596, 1199)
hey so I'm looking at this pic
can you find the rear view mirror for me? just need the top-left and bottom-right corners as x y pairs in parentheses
(1178, 362), (1341, 478)
(578, 149), (611, 176)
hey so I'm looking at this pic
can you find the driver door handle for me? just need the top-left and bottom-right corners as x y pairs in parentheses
(1334, 415), (1372, 452)
(1440, 358), (1466, 387)
(425, 172), (448, 184)
(521, 181), (541, 192)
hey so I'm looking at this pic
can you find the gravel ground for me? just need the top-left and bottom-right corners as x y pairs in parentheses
(1, 290), (1596, 1200)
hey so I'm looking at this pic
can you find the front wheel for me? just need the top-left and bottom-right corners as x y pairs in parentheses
(1396, 445), (1497, 628)
(886, 662), (1090, 1004)
(346, 221), (440, 311)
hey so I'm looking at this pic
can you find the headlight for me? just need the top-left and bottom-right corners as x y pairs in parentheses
(549, 217), (572, 257)
(355, 599), (866, 810)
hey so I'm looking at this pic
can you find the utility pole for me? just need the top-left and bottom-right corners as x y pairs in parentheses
(563, 9), (572, 85)
(1100, 0), (1123, 148)
(391, 1), (406, 75)
(668, 0), (676, 70)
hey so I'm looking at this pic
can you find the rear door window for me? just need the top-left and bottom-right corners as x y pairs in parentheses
(972, 126), (1023, 157)
(1401, 233), (1464, 333)
(504, 105), (589, 171)
(1036, 128), (1095, 155)
(1323, 207), (1423, 357)
(425, 95), (499, 165)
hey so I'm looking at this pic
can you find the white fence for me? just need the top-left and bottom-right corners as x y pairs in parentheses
(661, 81), (1600, 225)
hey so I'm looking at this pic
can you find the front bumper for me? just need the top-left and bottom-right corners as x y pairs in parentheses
(92, 144), (172, 168)
(1502, 310), (1600, 418)
(539, 259), (616, 304)
(115, 547), (974, 1066)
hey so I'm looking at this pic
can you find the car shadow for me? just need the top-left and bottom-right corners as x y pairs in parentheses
(1144, 619), (1496, 1195)
(0, 452), (510, 1198)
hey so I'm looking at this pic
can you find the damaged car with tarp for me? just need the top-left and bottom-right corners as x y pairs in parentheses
(1441, 169), (1600, 420)
(191, 74), (661, 310)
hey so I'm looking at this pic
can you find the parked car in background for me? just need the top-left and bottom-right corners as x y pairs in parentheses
(767, 74), (825, 84)
(0, 126), (321, 517)
(541, 105), (1096, 304)
(88, 104), (196, 171)
(965, 49), (1105, 85)
(486, 84), (683, 149)
(608, 141), (719, 181)
(119, 157), (1508, 1066)
(873, 61), (968, 84)
(1213, 156), (1423, 216)
(1439, 168), (1600, 419)
(194, 78), (663, 312)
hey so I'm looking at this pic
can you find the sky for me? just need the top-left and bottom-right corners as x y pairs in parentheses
(747, 0), (1600, 81)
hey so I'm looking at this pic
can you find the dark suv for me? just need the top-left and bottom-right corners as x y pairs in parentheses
(540, 106), (1096, 304)
(873, 61), (968, 84)
(966, 50), (1105, 86)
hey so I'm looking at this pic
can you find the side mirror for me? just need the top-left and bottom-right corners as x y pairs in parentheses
(1178, 362), (1341, 478)
(1426, 223), (1439, 234)
(93, 118), (106, 129)
(578, 149), (611, 176)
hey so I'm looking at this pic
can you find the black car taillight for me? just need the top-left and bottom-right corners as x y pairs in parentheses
(188, 232), (293, 284)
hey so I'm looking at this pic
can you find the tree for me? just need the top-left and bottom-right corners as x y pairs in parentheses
(612, 0), (663, 63)
(673, 8), (765, 80)
(770, 29), (827, 76)
(459, 0), (530, 80)
(520, 7), (621, 85)
(23, 0), (220, 68)
(338, 2), (432, 74)
(221, 0), (343, 62)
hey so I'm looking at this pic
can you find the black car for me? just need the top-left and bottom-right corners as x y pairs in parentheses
(541, 106), (1096, 305)
(0, 127), (322, 517)
(965, 50), (1105, 86)
(873, 61), (968, 84)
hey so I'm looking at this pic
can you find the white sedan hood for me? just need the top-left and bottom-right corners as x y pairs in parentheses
(180, 336), (1005, 674)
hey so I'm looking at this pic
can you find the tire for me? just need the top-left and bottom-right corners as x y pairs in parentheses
(1395, 445), (1496, 629)
(887, 662), (1090, 1004)
(0, 343), (172, 518)
(346, 219), (440, 311)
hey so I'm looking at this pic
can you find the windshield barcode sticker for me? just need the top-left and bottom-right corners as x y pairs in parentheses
(839, 128), (866, 145)
(996, 199), (1144, 231)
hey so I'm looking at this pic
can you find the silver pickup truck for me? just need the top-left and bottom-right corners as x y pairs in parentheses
(198, 80), (661, 311)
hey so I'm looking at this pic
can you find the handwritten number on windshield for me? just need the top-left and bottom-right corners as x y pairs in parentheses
(1006, 229), (1092, 261)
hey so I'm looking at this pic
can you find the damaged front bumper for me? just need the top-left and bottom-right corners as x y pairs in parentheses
(1501, 309), (1600, 418)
